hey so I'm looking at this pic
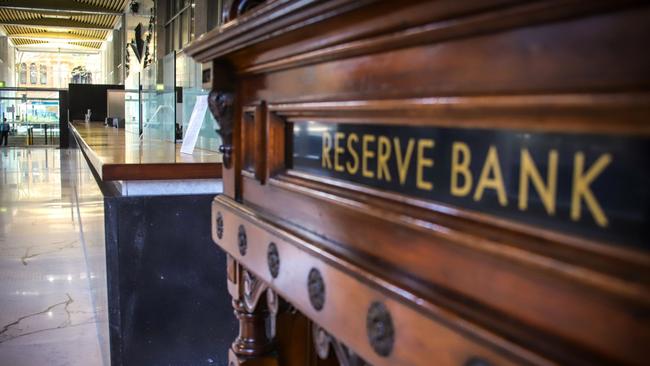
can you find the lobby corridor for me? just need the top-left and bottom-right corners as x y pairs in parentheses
(0, 148), (108, 366)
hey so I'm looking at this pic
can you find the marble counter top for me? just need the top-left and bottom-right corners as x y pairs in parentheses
(70, 122), (222, 181)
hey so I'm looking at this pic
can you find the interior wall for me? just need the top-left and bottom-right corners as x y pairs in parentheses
(68, 84), (124, 121)
(0, 36), (15, 86)
(107, 90), (126, 119)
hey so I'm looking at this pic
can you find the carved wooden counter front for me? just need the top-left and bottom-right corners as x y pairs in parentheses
(186, 1), (650, 365)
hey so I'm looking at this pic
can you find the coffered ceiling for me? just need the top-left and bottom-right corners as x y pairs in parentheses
(0, 0), (127, 51)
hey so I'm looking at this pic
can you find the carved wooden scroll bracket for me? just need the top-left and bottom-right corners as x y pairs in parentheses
(208, 90), (235, 168)
(243, 269), (269, 312)
(207, 60), (237, 169)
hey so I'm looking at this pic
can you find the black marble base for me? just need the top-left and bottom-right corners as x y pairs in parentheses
(70, 131), (236, 366)
(104, 194), (236, 366)
(104, 195), (237, 366)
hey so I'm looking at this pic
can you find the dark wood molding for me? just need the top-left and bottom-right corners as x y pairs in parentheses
(185, 0), (375, 63)
(102, 162), (223, 181)
(269, 93), (650, 135)
(185, 0), (646, 73)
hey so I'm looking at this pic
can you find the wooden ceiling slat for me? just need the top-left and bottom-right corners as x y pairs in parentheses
(2, 18), (113, 30)
(0, 0), (124, 15)
(11, 38), (47, 45)
(0, 0), (126, 50)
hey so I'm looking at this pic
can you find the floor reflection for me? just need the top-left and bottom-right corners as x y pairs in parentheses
(0, 147), (107, 366)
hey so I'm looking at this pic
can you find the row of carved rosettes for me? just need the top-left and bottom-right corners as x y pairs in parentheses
(214, 196), (517, 366)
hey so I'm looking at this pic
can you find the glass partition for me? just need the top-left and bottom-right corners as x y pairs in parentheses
(124, 72), (141, 135)
(141, 64), (158, 138)
(142, 53), (176, 142)
(0, 88), (61, 145)
(177, 53), (221, 152)
(121, 52), (221, 151)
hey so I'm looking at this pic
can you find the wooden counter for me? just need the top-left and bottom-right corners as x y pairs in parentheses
(70, 122), (222, 181)
(187, 1), (650, 366)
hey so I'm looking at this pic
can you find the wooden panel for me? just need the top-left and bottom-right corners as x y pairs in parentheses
(276, 99), (649, 248)
(212, 195), (550, 366)
(240, 174), (649, 365)
(240, 5), (650, 104)
(234, 97), (650, 365)
(189, 0), (650, 365)
(242, 106), (258, 174)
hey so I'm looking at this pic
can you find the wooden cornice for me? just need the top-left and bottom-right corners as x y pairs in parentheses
(185, 0), (646, 74)
(184, 0), (376, 64)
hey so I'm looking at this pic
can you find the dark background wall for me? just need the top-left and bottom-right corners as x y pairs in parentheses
(68, 84), (124, 121)
(59, 90), (69, 148)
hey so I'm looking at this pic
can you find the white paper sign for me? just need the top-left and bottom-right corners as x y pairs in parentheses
(180, 95), (208, 155)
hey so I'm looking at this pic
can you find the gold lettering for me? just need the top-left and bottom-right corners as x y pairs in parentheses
(334, 132), (345, 172)
(416, 139), (434, 191)
(519, 149), (558, 215)
(322, 132), (332, 169)
(394, 138), (415, 185)
(362, 134), (376, 178)
(346, 133), (359, 174)
(473, 146), (508, 206)
(451, 142), (472, 197)
(571, 152), (611, 227)
(377, 136), (392, 182)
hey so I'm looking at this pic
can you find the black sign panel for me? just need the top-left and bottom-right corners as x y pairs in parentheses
(291, 122), (650, 250)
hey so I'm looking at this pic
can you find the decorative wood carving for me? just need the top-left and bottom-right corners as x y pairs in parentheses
(238, 224), (248, 256)
(231, 298), (275, 358)
(267, 242), (280, 278)
(216, 212), (224, 239)
(200, 1), (650, 365)
(307, 268), (325, 311)
(266, 288), (279, 339)
(313, 324), (369, 366)
(243, 269), (269, 313)
(366, 302), (394, 358)
(208, 90), (235, 168)
(222, 254), (277, 364)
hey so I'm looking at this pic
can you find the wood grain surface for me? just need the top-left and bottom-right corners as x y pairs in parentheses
(189, 0), (650, 364)
(70, 122), (223, 181)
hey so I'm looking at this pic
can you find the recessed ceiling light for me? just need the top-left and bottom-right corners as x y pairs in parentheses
(42, 14), (71, 20)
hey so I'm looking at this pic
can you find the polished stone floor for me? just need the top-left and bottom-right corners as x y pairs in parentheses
(0, 147), (108, 366)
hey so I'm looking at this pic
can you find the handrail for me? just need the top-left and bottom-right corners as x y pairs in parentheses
(0, 87), (66, 92)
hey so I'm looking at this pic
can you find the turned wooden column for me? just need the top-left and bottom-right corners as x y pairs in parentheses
(226, 254), (278, 366)
(231, 298), (274, 357)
